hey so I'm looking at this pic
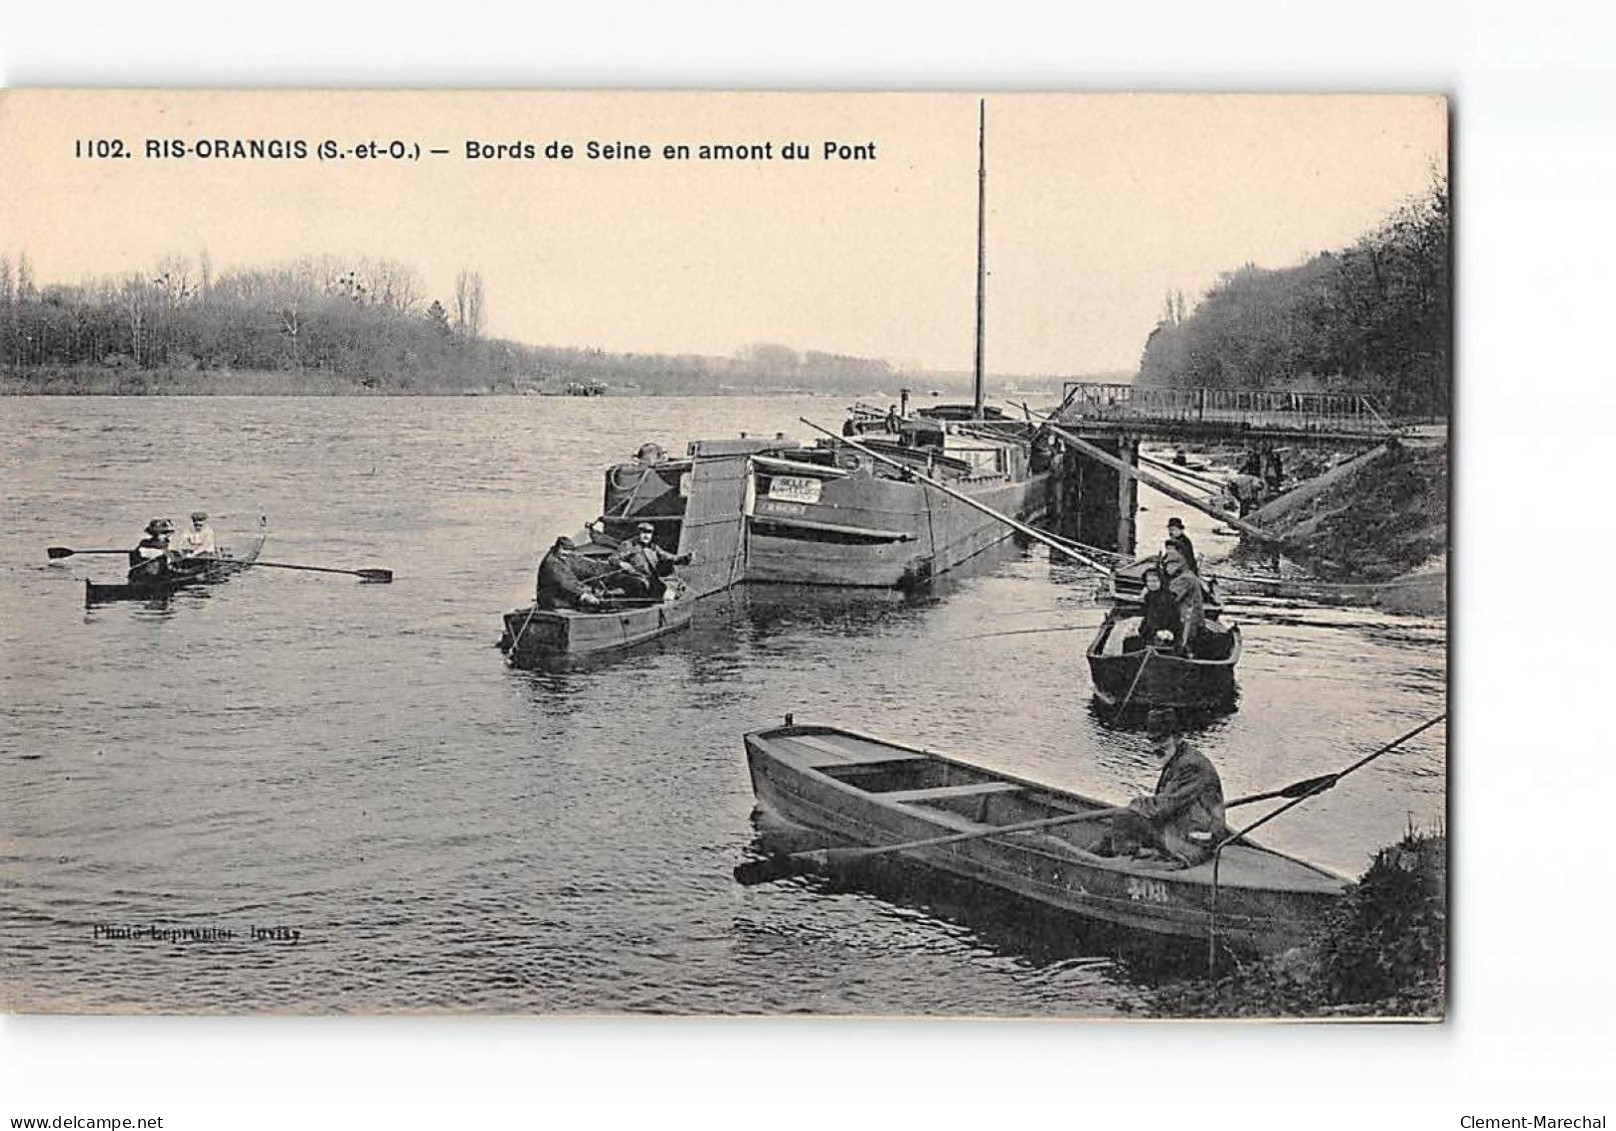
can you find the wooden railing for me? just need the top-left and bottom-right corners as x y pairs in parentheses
(1056, 381), (1396, 435)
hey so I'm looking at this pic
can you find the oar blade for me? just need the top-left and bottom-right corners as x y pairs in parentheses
(1279, 773), (1339, 799)
(46, 546), (75, 559)
(733, 853), (824, 887)
(356, 569), (394, 583)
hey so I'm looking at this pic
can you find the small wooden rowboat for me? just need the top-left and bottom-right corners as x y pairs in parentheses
(500, 592), (693, 667)
(84, 535), (266, 605)
(1086, 615), (1241, 712)
(743, 723), (1345, 952)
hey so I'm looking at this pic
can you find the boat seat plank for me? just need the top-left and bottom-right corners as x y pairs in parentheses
(781, 733), (927, 766)
(883, 781), (1024, 803)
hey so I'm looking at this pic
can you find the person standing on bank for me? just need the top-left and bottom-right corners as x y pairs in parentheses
(1164, 516), (1199, 578)
(1100, 708), (1228, 865)
(611, 522), (691, 598)
(536, 536), (604, 611)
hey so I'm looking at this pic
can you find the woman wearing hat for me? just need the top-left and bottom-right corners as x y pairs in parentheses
(173, 511), (217, 559)
(128, 518), (177, 578)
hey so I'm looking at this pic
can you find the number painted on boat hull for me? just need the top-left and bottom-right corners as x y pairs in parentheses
(1125, 876), (1170, 904)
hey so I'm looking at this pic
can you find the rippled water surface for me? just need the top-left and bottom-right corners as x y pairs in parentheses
(0, 396), (1446, 1015)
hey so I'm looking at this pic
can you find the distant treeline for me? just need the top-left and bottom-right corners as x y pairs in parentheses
(0, 251), (908, 395)
(1138, 178), (1449, 417)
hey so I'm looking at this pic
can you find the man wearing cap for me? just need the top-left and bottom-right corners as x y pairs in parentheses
(1100, 708), (1229, 866)
(536, 536), (605, 611)
(173, 511), (217, 559)
(1164, 517), (1199, 579)
(611, 522), (691, 598)
(1159, 548), (1206, 655)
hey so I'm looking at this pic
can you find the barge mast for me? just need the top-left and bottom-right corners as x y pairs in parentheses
(973, 98), (987, 421)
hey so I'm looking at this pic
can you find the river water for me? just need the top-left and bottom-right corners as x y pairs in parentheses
(0, 395), (1446, 1016)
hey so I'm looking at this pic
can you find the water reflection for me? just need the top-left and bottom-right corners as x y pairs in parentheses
(740, 814), (1208, 986)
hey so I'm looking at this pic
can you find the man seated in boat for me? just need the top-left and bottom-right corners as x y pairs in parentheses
(536, 536), (605, 611)
(1097, 708), (1229, 866)
(1164, 517), (1199, 578)
(610, 522), (691, 599)
(1122, 566), (1181, 653)
(128, 518), (179, 580)
(173, 510), (217, 559)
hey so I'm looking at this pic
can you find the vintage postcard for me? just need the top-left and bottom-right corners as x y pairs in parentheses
(0, 91), (1448, 1018)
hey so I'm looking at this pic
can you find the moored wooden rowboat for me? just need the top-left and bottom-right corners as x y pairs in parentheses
(501, 593), (694, 667)
(743, 723), (1346, 952)
(1086, 615), (1241, 712)
(84, 535), (267, 605)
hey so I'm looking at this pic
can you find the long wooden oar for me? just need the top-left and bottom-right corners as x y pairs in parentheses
(799, 417), (1113, 577)
(46, 546), (128, 559)
(735, 804), (1131, 886)
(253, 560), (393, 583)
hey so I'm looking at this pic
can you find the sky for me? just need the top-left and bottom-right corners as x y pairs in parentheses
(0, 91), (1446, 376)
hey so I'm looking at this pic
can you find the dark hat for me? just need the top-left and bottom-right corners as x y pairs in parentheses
(191, 510), (208, 521)
(145, 519), (166, 535)
(636, 522), (654, 534)
(1146, 708), (1180, 736)
(1167, 517), (1185, 529)
(553, 535), (576, 548)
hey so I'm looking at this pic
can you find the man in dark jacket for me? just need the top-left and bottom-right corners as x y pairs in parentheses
(536, 536), (604, 610)
(611, 522), (691, 598)
(1164, 517), (1199, 578)
(1100, 708), (1229, 865)
(1160, 549), (1206, 655)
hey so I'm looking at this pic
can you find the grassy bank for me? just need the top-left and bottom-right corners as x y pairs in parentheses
(1235, 438), (1448, 615)
(1257, 439), (1447, 582)
(1135, 828), (1446, 1019)
(2, 365), (414, 396)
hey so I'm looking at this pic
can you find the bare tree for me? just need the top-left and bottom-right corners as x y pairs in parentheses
(467, 271), (484, 340)
(17, 252), (36, 302)
(454, 267), (485, 340)
(121, 274), (149, 366)
(0, 255), (11, 371)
